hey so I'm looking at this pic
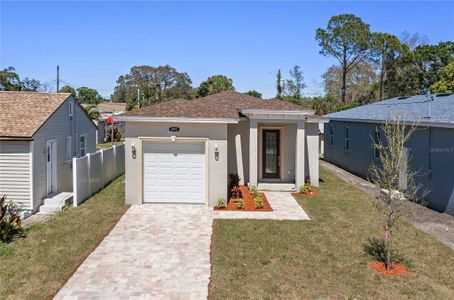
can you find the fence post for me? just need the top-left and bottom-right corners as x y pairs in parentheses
(87, 153), (91, 197)
(100, 148), (104, 187)
(73, 157), (78, 207)
(113, 145), (117, 179)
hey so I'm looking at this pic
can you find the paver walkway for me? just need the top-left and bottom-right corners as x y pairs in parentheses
(55, 192), (309, 299)
(55, 204), (213, 299)
(321, 160), (454, 250)
(213, 191), (310, 220)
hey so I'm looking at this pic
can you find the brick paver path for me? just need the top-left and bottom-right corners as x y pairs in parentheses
(55, 204), (213, 299)
(56, 192), (309, 299)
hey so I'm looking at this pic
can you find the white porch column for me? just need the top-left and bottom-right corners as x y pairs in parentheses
(249, 119), (258, 187)
(295, 120), (305, 188)
(306, 123), (320, 187)
(235, 134), (245, 185)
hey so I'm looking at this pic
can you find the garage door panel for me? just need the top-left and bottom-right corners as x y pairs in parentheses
(143, 141), (206, 204)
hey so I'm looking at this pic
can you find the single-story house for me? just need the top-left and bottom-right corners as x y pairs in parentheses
(117, 91), (324, 206)
(0, 91), (97, 212)
(324, 93), (454, 216)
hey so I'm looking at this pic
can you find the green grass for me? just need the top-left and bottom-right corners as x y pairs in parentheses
(96, 141), (124, 149)
(210, 169), (454, 299)
(0, 176), (129, 300)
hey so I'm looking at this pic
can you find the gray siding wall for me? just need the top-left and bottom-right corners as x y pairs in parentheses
(0, 141), (31, 209)
(32, 97), (96, 211)
(324, 120), (454, 215)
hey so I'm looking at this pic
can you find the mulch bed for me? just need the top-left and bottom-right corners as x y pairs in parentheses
(369, 261), (410, 276)
(214, 185), (273, 211)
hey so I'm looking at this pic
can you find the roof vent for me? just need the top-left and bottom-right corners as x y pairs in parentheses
(397, 96), (410, 100)
(436, 93), (453, 97)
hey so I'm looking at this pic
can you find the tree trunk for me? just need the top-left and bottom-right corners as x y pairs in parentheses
(342, 47), (347, 103)
(380, 56), (385, 100)
(386, 226), (393, 271)
(341, 66), (347, 103)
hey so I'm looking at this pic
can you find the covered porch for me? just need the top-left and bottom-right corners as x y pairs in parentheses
(227, 110), (323, 190)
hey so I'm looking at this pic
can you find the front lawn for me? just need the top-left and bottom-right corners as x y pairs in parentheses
(0, 176), (129, 299)
(210, 169), (454, 299)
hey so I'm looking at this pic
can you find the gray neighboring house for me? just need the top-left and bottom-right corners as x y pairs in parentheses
(118, 91), (325, 206)
(324, 93), (454, 216)
(0, 91), (97, 212)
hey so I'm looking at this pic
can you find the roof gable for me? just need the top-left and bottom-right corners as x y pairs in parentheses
(0, 91), (71, 138)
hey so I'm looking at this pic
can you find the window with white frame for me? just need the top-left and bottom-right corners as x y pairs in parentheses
(344, 127), (350, 151)
(65, 136), (72, 162)
(69, 99), (74, 117)
(329, 125), (334, 147)
(79, 134), (87, 157)
(374, 128), (381, 159)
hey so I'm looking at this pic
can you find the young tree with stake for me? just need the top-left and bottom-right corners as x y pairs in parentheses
(369, 114), (424, 271)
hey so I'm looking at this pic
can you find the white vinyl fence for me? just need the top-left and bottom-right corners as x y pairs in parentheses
(72, 144), (125, 206)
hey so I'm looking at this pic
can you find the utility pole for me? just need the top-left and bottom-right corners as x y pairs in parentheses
(137, 87), (140, 109)
(56, 65), (60, 92)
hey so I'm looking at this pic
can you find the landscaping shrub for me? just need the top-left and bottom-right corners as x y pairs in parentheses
(228, 172), (241, 198)
(254, 195), (264, 209)
(231, 186), (241, 199)
(250, 186), (259, 198)
(216, 198), (226, 208)
(0, 195), (24, 243)
(236, 198), (244, 209)
(299, 183), (313, 194)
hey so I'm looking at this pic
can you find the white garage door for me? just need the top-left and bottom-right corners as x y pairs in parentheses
(143, 141), (206, 204)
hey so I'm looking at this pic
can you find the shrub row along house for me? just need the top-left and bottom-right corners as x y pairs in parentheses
(324, 93), (454, 216)
(0, 92), (97, 212)
(118, 91), (325, 206)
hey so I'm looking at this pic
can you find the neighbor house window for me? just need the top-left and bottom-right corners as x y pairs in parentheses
(65, 136), (72, 162)
(69, 99), (74, 117)
(329, 125), (334, 147)
(79, 134), (87, 157)
(374, 129), (380, 159)
(344, 127), (350, 151)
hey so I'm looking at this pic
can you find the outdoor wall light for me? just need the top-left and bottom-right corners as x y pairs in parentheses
(131, 143), (137, 159)
(214, 143), (219, 161)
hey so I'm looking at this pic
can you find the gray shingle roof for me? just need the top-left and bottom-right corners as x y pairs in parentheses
(324, 93), (454, 126)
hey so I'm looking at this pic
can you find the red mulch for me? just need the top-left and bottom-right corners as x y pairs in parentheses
(369, 261), (410, 276)
(214, 185), (273, 211)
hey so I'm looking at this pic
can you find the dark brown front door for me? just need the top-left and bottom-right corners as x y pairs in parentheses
(262, 129), (280, 179)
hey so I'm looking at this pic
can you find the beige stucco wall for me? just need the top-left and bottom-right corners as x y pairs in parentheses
(124, 122), (228, 206)
(227, 120), (250, 183)
(305, 122), (320, 187)
(228, 119), (320, 187)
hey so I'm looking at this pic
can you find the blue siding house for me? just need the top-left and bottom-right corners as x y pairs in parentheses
(324, 93), (454, 216)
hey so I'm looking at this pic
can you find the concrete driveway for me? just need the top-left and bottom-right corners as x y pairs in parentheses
(55, 204), (213, 300)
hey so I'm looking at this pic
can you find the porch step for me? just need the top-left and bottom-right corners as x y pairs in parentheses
(37, 192), (73, 215)
(257, 183), (296, 192)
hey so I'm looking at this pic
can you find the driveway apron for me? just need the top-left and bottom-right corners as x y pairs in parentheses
(55, 204), (213, 300)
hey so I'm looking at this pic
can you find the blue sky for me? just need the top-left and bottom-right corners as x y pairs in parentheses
(1, 1), (453, 99)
